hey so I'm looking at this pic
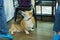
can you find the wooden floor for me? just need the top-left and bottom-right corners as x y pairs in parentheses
(7, 19), (54, 40)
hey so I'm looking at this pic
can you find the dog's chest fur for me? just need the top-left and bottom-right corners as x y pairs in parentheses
(26, 19), (33, 27)
(24, 17), (34, 28)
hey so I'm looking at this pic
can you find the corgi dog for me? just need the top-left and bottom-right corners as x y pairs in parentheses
(9, 10), (35, 34)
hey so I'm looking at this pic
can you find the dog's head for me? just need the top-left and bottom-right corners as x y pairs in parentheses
(22, 11), (33, 17)
(18, 10), (33, 21)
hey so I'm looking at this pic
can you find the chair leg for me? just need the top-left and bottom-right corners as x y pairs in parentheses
(14, 8), (17, 22)
(33, 8), (37, 28)
(14, 7), (20, 22)
(14, 10), (17, 22)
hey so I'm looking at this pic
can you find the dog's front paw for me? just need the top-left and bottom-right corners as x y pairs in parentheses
(30, 29), (34, 31)
(25, 30), (29, 34)
(26, 31), (29, 34)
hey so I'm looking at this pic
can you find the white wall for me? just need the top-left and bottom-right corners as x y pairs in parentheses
(4, 0), (14, 21)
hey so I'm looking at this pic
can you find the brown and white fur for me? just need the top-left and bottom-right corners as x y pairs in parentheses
(9, 10), (35, 34)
